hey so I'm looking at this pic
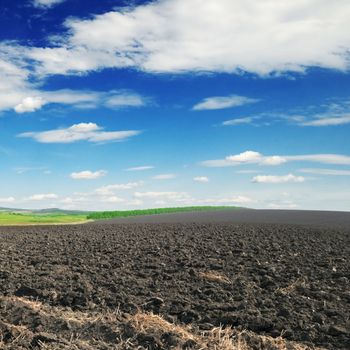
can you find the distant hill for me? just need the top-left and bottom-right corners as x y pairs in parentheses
(0, 207), (91, 215)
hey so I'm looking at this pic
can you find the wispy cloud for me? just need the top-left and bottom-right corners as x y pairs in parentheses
(152, 174), (176, 180)
(202, 150), (350, 167)
(134, 192), (189, 200)
(105, 92), (148, 109)
(11, 90), (148, 114)
(198, 195), (254, 204)
(70, 170), (107, 180)
(301, 115), (350, 126)
(18, 123), (141, 144)
(252, 174), (305, 184)
(268, 202), (298, 209)
(276, 100), (350, 127)
(299, 168), (350, 176)
(25, 193), (58, 201)
(125, 166), (154, 171)
(222, 117), (256, 126)
(33, 0), (66, 8)
(13, 166), (47, 174)
(95, 182), (144, 195)
(193, 95), (258, 111)
(193, 176), (209, 183)
(0, 197), (15, 203)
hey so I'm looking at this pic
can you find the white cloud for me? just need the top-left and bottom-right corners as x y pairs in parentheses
(33, 0), (66, 8)
(0, 45), (33, 112)
(0, 49), (148, 114)
(103, 196), (124, 203)
(14, 166), (47, 174)
(70, 170), (107, 180)
(276, 100), (350, 127)
(202, 150), (350, 167)
(222, 117), (255, 126)
(263, 156), (288, 166)
(0, 197), (15, 203)
(28, 46), (129, 76)
(193, 176), (209, 183)
(236, 170), (259, 174)
(301, 115), (350, 126)
(134, 191), (189, 200)
(152, 174), (176, 180)
(127, 199), (143, 206)
(14, 96), (46, 113)
(26, 193), (58, 201)
(25, 0), (350, 76)
(252, 174), (305, 184)
(285, 154), (350, 165)
(268, 202), (298, 209)
(125, 165), (154, 171)
(43, 89), (100, 108)
(299, 168), (350, 176)
(193, 95), (258, 110)
(226, 151), (263, 164)
(95, 181), (144, 195)
(200, 195), (254, 204)
(105, 92), (146, 108)
(18, 122), (141, 144)
(9, 89), (147, 114)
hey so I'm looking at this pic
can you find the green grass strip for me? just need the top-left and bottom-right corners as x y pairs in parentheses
(0, 212), (88, 225)
(87, 206), (238, 220)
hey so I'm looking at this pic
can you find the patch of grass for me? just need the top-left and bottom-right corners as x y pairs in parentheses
(87, 206), (238, 220)
(0, 212), (88, 225)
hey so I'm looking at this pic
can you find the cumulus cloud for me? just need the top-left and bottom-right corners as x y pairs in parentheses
(299, 168), (350, 176)
(152, 174), (176, 180)
(33, 0), (66, 8)
(23, 0), (350, 76)
(18, 122), (141, 144)
(193, 176), (209, 183)
(252, 174), (305, 184)
(70, 170), (107, 180)
(193, 95), (259, 110)
(26, 193), (58, 201)
(125, 166), (154, 171)
(202, 150), (350, 167)
(14, 96), (46, 113)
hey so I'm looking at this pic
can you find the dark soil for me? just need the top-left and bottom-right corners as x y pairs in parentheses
(0, 222), (349, 349)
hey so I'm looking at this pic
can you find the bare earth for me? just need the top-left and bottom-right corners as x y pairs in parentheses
(93, 209), (350, 228)
(0, 210), (349, 349)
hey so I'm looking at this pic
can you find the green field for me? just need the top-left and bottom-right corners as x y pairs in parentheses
(87, 206), (237, 220)
(0, 206), (238, 225)
(0, 212), (89, 225)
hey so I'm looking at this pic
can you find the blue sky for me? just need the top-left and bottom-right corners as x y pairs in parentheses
(0, 0), (349, 211)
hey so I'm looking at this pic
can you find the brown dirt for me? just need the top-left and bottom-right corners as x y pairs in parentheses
(0, 222), (349, 349)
